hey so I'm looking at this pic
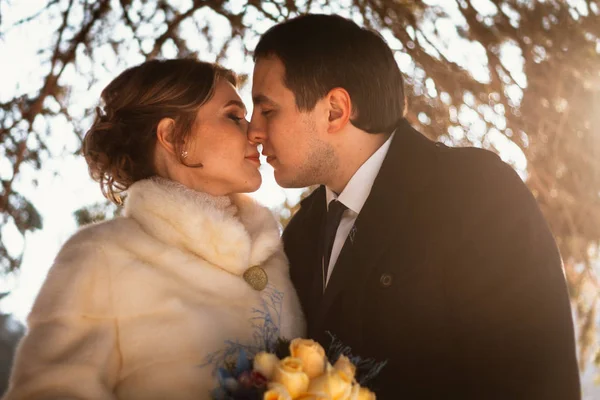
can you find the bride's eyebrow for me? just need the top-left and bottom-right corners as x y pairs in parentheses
(223, 99), (247, 112)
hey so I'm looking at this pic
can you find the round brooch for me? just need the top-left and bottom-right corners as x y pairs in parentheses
(243, 265), (268, 291)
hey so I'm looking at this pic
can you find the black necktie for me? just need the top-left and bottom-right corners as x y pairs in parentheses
(322, 199), (347, 285)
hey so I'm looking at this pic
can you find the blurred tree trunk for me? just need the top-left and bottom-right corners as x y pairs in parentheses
(0, 293), (24, 395)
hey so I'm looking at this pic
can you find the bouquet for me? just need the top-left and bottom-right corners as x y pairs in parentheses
(211, 337), (381, 400)
(205, 288), (385, 400)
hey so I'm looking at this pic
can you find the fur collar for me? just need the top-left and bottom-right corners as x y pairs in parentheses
(124, 177), (281, 276)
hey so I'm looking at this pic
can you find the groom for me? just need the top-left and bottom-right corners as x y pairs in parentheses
(248, 14), (580, 399)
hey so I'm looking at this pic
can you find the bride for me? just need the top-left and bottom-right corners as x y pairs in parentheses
(3, 59), (305, 399)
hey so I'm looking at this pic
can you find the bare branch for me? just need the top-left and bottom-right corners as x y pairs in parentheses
(7, 0), (60, 29)
(146, 2), (202, 59)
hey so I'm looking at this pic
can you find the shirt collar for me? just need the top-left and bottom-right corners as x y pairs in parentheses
(326, 132), (395, 213)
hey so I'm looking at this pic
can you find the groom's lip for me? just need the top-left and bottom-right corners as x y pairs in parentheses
(266, 156), (277, 164)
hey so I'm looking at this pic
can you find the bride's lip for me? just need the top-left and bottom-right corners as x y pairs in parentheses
(245, 156), (261, 165)
(266, 156), (277, 164)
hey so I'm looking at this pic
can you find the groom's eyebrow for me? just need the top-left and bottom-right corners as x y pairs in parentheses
(252, 94), (276, 107)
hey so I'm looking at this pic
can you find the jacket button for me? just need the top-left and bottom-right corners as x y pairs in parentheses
(379, 273), (393, 288)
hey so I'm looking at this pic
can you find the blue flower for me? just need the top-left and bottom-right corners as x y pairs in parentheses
(234, 349), (252, 377)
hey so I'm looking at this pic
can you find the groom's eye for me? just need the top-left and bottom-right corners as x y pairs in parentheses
(261, 109), (273, 117)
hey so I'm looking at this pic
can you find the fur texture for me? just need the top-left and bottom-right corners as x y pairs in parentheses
(3, 178), (305, 400)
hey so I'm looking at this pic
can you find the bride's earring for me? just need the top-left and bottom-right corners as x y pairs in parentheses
(180, 149), (203, 168)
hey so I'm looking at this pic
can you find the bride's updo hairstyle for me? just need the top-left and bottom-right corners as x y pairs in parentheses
(82, 58), (237, 204)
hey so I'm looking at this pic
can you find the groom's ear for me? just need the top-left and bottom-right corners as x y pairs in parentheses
(156, 117), (178, 156)
(326, 87), (352, 133)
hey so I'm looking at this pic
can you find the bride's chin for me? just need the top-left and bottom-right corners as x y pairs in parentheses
(241, 173), (262, 193)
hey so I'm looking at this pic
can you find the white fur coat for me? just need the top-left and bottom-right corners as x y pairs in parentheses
(3, 178), (305, 400)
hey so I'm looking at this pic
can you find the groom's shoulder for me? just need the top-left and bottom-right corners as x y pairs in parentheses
(392, 121), (509, 182)
(430, 143), (531, 208)
(434, 143), (506, 176)
(394, 123), (518, 195)
(387, 121), (525, 206)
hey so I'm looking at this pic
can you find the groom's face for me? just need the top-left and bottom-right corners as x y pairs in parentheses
(249, 56), (332, 188)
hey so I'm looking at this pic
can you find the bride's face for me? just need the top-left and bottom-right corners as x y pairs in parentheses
(156, 78), (262, 196)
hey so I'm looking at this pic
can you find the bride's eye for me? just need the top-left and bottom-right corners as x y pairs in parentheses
(227, 113), (244, 124)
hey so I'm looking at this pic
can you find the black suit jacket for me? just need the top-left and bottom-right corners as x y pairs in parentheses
(283, 120), (580, 399)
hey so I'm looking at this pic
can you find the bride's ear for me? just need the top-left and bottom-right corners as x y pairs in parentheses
(156, 117), (178, 155)
(326, 88), (352, 133)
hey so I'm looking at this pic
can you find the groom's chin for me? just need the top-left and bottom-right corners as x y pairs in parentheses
(273, 170), (299, 189)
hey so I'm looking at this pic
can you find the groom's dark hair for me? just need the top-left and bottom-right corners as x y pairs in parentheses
(254, 14), (405, 134)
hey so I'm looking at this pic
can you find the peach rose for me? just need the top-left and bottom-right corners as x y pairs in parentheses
(347, 384), (377, 400)
(272, 357), (310, 398)
(289, 338), (327, 379)
(333, 355), (356, 381)
(295, 393), (332, 400)
(254, 352), (280, 380)
(355, 386), (376, 400)
(264, 383), (292, 400)
(306, 369), (353, 400)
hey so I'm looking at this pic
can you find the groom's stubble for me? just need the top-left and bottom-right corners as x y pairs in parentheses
(279, 115), (338, 189)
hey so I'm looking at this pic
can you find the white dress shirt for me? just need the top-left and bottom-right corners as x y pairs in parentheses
(324, 133), (395, 287)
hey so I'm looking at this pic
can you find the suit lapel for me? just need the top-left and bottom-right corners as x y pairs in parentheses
(289, 187), (327, 330)
(314, 120), (437, 334)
